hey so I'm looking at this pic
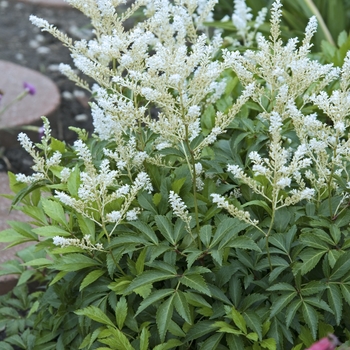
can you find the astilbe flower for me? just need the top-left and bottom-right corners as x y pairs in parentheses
(29, 0), (254, 165)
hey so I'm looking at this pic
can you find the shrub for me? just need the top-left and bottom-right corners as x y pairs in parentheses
(1, 0), (350, 349)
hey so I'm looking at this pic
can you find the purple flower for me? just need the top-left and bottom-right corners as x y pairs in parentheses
(23, 82), (36, 95)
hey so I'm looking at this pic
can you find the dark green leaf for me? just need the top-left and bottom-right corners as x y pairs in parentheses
(270, 292), (297, 318)
(156, 295), (175, 342)
(174, 290), (192, 324)
(327, 284), (342, 325)
(75, 306), (115, 328)
(302, 302), (318, 340)
(79, 269), (105, 291)
(180, 274), (211, 296)
(135, 289), (175, 317)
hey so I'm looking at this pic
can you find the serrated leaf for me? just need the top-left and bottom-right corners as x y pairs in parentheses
(152, 339), (183, 350)
(230, 306), (247, 334)
(115, 296), (128, 329)
(135, 289), (174, 317)
(303, 297), (333, 314)
(42, 198), (68, 228)
(340, 284), (350, 306)
(286, 299), (301, 329)
(155, 215), (175, 245)
(243, 310), (262, 340)
(200, 333), (224, 350)
(124, 270), (175, 294)
(77, 214), (95, 237)
(267, 283), (296, 292)
(224, 236), (261, 252)
(270, 292), (297, 318)
(75, 306), (115, 328)
(300, 281), (327, 296)
(32, 225), (71, 237)
(156, 295), (175, 342)
(22, 258), (54, 267)
(185, 320), (215, 341)
(260, 338), (277, 350)
(330, 251), (350, 281)
(294, 249), (327, 276)
(79, 269), (105, 291)
(98, 327), (133, 350)
(54, 254), (99, 271)
(302, 302), (318, 340)
(139, 327), (150, 350)
(212, 321), (242, 335)
(200, 225), (212, 247)
(180, 274), (211, 296)
(327, 284), (342, 325)
(174, 290), (192, 324)
(210, 218), (248, 248)
(300, 235), (329, 250)
(128, 221), (158, 245)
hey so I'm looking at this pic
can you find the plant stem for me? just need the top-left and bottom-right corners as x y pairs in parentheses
(303, 0), (335, 46)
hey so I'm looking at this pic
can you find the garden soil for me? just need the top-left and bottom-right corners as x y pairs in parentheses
(0, 0), (94, 174)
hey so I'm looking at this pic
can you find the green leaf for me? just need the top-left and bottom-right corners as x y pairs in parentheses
(32, 225), (71, 237)
(226, 333), (244, 350)
(327, 284), (342, 325)
(329, 225), (341, 244)
(139, 327), (150, 350)
(267, 283), (296, 292)
(200, 333), (224, 350)
(243, 310), (262, 340)
(210, 218), (248, 248)
(55, 254), (99, 271)
(115, 296), (128, 329)
(302, 302), (318, 340)
(230, 306), (247, 334)
(286, 299), (302, 328)
(80, 269), (105, 291)
(180, 274), (211, 296)
(224, 236), (261, 252)
(6, 221), (37, 240)
(242, 199), (272, 216)
(152, 339), (183, 350)
(75, 306), (115, 328)
(174, 290), (192, 324)
(128, 221), (158, 245)
(212, 321), (242, 335)
(42, 198), (69, 228)
(156, 294), (175, 342)
(171, 177), (187, 193)
(185, 320), (215, 342)
(67, 165), (80, 197)
(22, 258), (54, 267)
(300, 281), (327, 296)
(124, 270), (175, 294)
(200, 225), (212, 247)
(135, 289), (175, 317)
(98, 327), (133, 350)
(77, 214), (95, 237)
(330, 251), (350, 281)
(155, 215), (175, 245)
(270, 292), (297, 318)
(340, 284), (350, 306)
(260, 338), (277, 350)
(293, 249), (327, 276)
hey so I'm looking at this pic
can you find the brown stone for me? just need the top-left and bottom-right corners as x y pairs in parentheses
(18, 0), (71, 8)
(0, 60), (60, 147)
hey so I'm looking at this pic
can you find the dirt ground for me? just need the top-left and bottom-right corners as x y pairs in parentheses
(0, 0), (94, 174)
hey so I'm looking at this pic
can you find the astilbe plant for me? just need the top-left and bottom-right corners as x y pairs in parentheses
(1, 0), (350, 349)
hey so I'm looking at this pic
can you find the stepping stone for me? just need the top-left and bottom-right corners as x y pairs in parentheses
(17, 0), (70, 7)
(0, 60), (60, 147)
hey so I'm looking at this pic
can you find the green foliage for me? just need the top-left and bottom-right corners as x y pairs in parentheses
(2, 0), (350, 349)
